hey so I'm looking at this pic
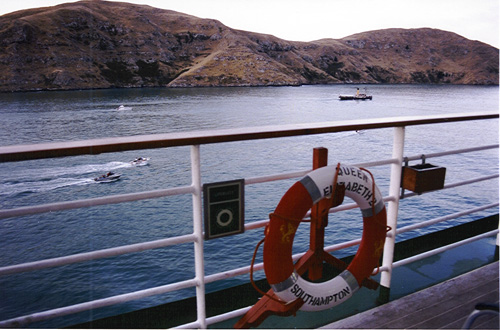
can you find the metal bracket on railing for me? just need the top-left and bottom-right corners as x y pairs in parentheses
(400, 157), (409, 199)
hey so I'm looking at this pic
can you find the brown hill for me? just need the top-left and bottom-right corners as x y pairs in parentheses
(0, 0), (498, 92)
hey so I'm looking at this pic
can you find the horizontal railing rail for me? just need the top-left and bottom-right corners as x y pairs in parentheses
(0, 112), (498, 328)
(0, 185), (195, 220)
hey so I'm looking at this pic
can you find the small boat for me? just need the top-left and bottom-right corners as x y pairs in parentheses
(94, 172), (121, 182)
(117, 105), (132, 111)
(130, 157), (150, 166)
(339, 88), (372, 100)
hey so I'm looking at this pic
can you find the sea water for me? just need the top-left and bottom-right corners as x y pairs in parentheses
(0, 85), (498, 327)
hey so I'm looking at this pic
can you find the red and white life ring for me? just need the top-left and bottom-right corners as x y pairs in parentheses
(263, 164), (387, 311)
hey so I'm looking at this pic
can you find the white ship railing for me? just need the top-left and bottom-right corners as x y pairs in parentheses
(0, 112), (498, 328)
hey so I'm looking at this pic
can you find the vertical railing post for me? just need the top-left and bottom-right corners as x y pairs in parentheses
(191, 145), (206, 329)
(379, 126), (405, 304)
(495, 225), (499, 260)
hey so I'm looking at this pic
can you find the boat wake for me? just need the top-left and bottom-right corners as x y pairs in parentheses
(1, 177), (95, 195)
(0, 161), (132, 196)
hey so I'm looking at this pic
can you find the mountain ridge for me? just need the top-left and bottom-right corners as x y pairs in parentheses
(0, 0), (498, 92)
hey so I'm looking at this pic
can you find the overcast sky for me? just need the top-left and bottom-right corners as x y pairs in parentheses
(1, 0), (498, 48)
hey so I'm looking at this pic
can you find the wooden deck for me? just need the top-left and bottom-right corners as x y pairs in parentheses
(322, 261), (499, 329)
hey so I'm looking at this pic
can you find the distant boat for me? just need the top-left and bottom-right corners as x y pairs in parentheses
(94, 172), (121, 183)
(130, 157), (150, 166)
(117, 105), (132, 111)
(339, 88), (372, 100)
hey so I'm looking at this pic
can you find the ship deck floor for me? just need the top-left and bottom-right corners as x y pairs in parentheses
(322, 261), (499, 329)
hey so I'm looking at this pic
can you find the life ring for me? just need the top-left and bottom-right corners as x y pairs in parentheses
(263, 164), (387, 311)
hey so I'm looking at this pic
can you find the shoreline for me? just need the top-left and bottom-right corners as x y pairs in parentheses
(2, 81), (499, 94)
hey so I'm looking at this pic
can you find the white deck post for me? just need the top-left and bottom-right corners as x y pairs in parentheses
(379, 126), (405, 303)
(496, 223), (499, 260)
(191, 145), (206, 328)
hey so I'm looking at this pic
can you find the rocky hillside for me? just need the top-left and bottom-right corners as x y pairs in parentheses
(0, 0), (498, 92)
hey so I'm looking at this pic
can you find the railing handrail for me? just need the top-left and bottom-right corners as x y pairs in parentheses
(0, 111), (497, 162)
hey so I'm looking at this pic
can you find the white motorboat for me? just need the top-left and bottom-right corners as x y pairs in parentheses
(130, 157), (150, 166)
(117, 105), (132, 111)
(94, 172), (121, 182)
